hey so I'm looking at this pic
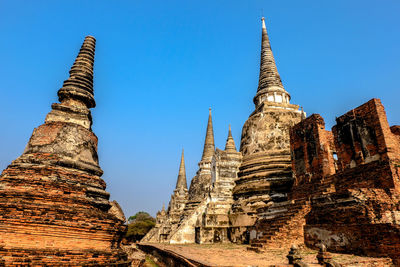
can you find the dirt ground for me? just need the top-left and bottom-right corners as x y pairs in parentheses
(145, 243), (393, 267)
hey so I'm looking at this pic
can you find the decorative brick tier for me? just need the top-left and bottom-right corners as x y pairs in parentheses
(0, 165), (126, 251)
(0, 247), (129, 266)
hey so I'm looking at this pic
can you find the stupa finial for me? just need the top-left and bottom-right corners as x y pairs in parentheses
(225, 124), (237, 152)
(58, 36), (96, 108)
(176, 149), (187, 189)
(201, 108), (215, 161)
(254, 18), (290, 107)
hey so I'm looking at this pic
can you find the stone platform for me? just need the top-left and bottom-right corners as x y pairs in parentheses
(137, 243), (394, 267)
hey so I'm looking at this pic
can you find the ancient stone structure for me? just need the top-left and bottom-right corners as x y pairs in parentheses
(144, 17), (400, 265)
(145, 18), (304, 245)
(247, 98), (400, 262)
(186, 109), (216, 210)
(249, 99), (400, 264)
(0, 36), (129, 265)
(229, 17), (304, 243)
(297, 99), (400, 264)
(144, 150), (189, 242)
(144, 111), (242, 244)
(168, 149), (189, 228)
(199, 126), (242, 243)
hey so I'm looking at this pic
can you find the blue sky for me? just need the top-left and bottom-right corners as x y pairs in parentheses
(0, 1), (399, 217)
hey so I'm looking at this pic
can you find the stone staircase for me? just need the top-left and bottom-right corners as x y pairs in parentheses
(169, 198), (209, 244)
(183, 200), (202, 215)
(248, 199), (311, 252)
(247, 174), (337, 252)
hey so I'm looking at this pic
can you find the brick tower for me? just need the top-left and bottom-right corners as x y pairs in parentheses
(0, 36), (129, 265)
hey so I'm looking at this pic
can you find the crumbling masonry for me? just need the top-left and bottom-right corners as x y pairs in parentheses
(144, 17), (305, 244)
(0, 36), (129, 266)
(300, 99), (400, 263)
(143, 17), (400, 264)
(144, 110), (242, 244)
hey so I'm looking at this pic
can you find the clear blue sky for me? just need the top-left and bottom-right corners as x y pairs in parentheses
(1, 1), (399, 217)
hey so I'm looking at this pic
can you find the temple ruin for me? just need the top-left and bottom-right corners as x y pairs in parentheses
(143, 17), (400, 265)
(144, 110), (242, 244)
(144, 17), (305, 245)
(229, 17), (305, 244)
(0, 36), (129, 266)
(1, 15), (399, 266)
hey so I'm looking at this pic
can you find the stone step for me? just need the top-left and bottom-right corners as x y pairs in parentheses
(250, 201), (310, 246)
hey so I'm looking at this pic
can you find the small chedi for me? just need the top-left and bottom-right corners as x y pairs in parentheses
(144, 17), (400, 264)
(144, 111), (242, 243)
(0, 36), (129, 265)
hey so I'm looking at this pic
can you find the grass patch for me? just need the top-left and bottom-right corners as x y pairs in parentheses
(144, 255), (159, 267)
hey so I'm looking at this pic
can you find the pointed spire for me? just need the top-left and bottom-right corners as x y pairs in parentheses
(254, 18), (290, 107)
(301, 107), (306, 120)
(258, 17), (283, 92)
(58, 36), (96, 108)
(176, 149), (187, 189)
(201, 108), (215, 161)
(225, 124), (237, 152)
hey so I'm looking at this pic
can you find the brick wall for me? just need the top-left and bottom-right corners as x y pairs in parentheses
(289, 114), (336, 200)
(288, 98), (400, 263)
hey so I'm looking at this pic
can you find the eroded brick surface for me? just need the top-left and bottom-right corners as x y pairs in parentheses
(0, 36), (129, 265)
(287, 99), (400, 263)
(141, 17), (400, 266)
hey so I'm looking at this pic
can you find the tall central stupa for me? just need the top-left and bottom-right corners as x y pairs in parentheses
(144, 17), (305, 245)
(230, 18), (304, 236)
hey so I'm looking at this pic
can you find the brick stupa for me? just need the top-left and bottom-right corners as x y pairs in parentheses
(0, 36), (130, 265)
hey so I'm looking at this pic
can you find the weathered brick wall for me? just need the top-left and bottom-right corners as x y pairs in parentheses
(293, 98), (400, 263)
(0, 165), (124, 248)
(289, 114), (336, 200)
(333, 99), (396, 169)
(305, 188), (400, 263)
(0, 145), (129, 265)
(0, 246), (129, 266)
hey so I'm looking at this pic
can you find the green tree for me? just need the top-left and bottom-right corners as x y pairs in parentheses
(126, 211), (155, 242)
(128, 211), (154, 224)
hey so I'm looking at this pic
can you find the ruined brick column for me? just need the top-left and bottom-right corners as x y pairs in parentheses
(230, 18), (303, 242)
(0, 36), (129, 265)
